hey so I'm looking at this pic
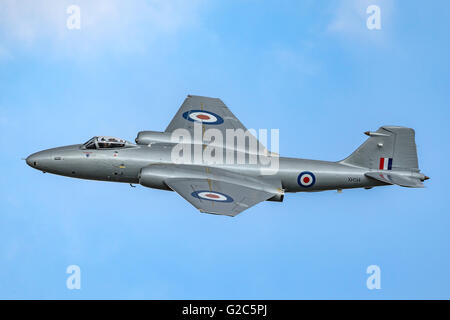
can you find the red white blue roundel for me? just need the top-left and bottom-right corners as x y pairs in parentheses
(298, 171), (316, 188)
(182, 110), (224, 125)
(191, 190), (233, 202)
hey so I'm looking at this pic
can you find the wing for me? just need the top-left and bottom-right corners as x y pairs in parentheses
(165, 178), (276, 217)
(165, 95), (272, 155)
(165, 95), (249, 134)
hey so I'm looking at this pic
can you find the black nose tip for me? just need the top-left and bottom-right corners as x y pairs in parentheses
(26, 155), (34, 167)
(26, 154), (40, 168)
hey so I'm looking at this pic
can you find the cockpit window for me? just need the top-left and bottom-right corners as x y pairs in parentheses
(84, 138), (96, 149)
(97, 136), (126, 148)
(82, 136), (127, 149)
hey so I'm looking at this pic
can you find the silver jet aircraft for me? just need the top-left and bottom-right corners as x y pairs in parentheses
(26, 95), (429, 216)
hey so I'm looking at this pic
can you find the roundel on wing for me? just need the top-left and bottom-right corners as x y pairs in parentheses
(191, 190), (234, 202)
(297, 171), (316, 188)
(182, 110), (224, 125)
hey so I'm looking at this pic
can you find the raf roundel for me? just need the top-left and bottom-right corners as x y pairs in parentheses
(182, 110), (224, 125)
(191, 190), (234, 202)
(298, 171), (316, 188)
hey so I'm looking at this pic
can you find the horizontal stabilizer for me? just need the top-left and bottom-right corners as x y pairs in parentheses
(365, 171), (424, 188)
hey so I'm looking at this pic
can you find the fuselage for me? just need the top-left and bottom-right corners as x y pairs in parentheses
(26, 142), (384, 193)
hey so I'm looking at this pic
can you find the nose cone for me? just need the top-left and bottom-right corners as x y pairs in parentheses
(26, 150), (52, 171)
(26, 154), (35, 167)
(26, 144), (83, 173)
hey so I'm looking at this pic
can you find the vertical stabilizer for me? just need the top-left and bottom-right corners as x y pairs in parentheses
(340, 126), (419, 172)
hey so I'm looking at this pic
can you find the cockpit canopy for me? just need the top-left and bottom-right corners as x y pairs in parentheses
(83, 136), (128, 149)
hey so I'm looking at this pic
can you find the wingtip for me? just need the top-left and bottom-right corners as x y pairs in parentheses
(186, 94), (221, 101)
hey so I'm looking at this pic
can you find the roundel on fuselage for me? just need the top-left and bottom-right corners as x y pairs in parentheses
(297, 171), (316, 188)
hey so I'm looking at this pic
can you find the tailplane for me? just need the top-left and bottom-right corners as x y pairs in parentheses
(365, 171), (427, 188)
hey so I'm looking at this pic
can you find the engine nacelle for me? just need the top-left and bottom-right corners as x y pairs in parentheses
(135, 131), (173, 145)
(138, 165), (172, 190)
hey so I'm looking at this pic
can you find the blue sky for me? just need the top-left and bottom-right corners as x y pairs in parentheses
(1, 0), (449, 299)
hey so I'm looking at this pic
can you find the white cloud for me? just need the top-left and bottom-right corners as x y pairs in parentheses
(0, 0), (206, 58)
(327, 0), (394, 44)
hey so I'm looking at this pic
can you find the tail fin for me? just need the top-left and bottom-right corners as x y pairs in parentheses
(340, 126), (419, 172)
